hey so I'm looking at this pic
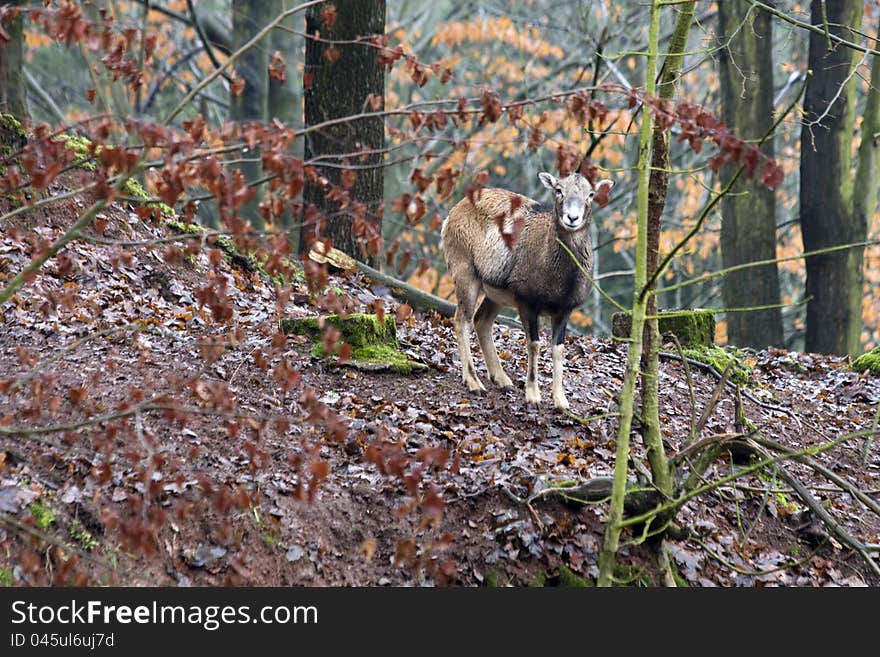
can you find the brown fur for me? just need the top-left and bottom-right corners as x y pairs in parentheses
(441, 172), (611, 408)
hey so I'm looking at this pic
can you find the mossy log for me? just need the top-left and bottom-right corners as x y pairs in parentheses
(281, 313), (427, 374)
(612, 309), (715, 347)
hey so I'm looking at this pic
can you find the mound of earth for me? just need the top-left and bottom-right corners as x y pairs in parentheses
(1, 175), (878, 586)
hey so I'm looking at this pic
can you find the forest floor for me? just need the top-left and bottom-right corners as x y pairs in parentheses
(1, 176), (879, 587)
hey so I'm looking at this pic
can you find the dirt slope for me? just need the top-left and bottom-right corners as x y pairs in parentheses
(1, 182), (878, 587)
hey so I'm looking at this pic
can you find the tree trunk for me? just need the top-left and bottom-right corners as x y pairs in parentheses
(0, 1), (28, 120)
(231, 0), (274, 230)
(598, 0), (661, 588)
(849, 32), (880, 353)
(718, 0), (783, 348)
(267, 1), (300, 236)
(268, 0), (299, 126)
(303, 0), (385, 264)
(799, 0), (863, 355)
(642, 1), (696, 505)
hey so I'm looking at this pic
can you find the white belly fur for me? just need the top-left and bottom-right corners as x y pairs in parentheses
(482, 284), (518, 308)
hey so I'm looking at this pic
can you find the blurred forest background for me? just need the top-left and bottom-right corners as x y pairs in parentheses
(2, 0), (877, 356)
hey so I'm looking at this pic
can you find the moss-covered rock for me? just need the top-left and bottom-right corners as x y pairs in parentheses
(281, 313), (427, 374)
(283, 313), (396, 346)
(683, 345), (752, 385)
(853, 346), (880, 376)
(612, 309), (715, 347)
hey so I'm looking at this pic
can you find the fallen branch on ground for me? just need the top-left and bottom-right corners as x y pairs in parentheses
(309, 242), (522, 329)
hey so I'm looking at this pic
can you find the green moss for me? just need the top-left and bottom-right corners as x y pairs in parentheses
(659, 310), (716, 347)
(0, 567), (12, 587)
(683, 345), (752, 385)
(284, 313), (424, 374)
(0, 113), (27, 166)
(54, 133), (174, 216)
(29, 501), (56, 530)
(56, 132), (92, 158)
(122, 178), (174, 215)
(612, 309), (716, 347)
(243, 252), (304, 287)
(0, 113), (24, 134)
(164, 219), (258, 272)
(69, 520), (98, 551)
(350, 344), (421, 374)
(529, 572), (547, 587)
(484, 569), (500, 588)
(558, 565), (593, 587)
(757, 471), (798, 513)
(853, 347), (880, 376)
(164, 218), (203, 235)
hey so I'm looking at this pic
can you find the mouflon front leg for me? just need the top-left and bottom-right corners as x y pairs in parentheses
(519, 305), (541, 405)
(550, 313), (571, 410)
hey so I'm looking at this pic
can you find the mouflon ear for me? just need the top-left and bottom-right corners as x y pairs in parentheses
(593, 179), (614, 207)
(538, 172), (558, 190)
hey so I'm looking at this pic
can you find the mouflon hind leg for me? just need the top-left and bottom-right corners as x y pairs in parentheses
(474, 297), (513, 390)
(453, 278), (486, 392)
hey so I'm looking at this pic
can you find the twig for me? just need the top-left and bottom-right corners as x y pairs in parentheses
(658, 350), (803, 429)
(748, 1), (880, 56)
(667, 334), (698, 444)
(764, 447), (880, 577)
(0, 169), (139, 306)
(621, 428), (877, 528)
(641, 75), (807, 300)
(24, 68), (66, 124)
(695, 536), (826, 578)
(752, 435), (880, 519)
(693, 361), (733, 437)
(186, 0), (228, 80)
